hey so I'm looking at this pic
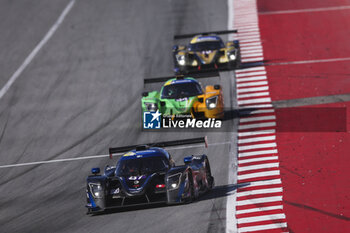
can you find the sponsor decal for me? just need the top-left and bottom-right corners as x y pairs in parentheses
(128, 175), (146, 180)
(123, 152), (136, 157)
(162, 116), (222, 129)
(143, 111), (222, 129)
(143, 110), (161, 129)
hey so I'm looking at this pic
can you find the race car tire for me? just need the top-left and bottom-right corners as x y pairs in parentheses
(227, 61), (236, 70)
(178, 66), (189, 75)
(185, 172), (195, 204)
(205, 158), (214, 190)
(235, 51), (242, 69)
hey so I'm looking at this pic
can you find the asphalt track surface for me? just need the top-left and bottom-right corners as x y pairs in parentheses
(0, 1), (238, 233)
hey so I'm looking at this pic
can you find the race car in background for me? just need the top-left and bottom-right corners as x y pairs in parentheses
(142, 76), (224, 119)
(86, 137), (214, 214)
(173, 29), (241, 74)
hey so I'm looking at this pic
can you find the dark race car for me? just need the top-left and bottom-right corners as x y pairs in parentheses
(173, 30), (241, 74)
(86, 137), (214, 214)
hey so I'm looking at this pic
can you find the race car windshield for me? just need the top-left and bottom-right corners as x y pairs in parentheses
(189, 41), (224, 51)
(116, 157), (168, 176)
(161, 82), (203, 99)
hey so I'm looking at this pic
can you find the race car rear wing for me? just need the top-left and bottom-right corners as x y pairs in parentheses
(109, 136), (208, 158)
(144, 72), (219, 84)
(174, 29), (238, 40)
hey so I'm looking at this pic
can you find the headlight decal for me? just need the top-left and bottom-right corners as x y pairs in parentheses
(206, 96), (218, 110)
(167, 173), (182, 190)
(229, 53), (236, 60)
(176, 55), (186, 66)
(144, 102), (158, 112)
(89, 183), (103, 199)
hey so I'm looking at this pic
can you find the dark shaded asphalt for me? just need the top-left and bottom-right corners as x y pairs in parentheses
(0, 1), (237, 232)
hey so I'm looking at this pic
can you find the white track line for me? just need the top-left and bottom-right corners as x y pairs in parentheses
(0, 0), (76, 101)
(238, 31), (261, 36)
(238, 129), (275, 137)
(238, 169), (280, 180)
(239, 104), (273, 108)
(237, 91), (269, 98)
(236, 67), (265, 73)
(236, 76), (266, 83)
(237, 187), (283, 197)
(239, 35), (261, 41)
(241, 47), (264, 53)
(236, 205), (283, 215)
(237, 81), (268, 88)
(239, 34), (261, 40)
(238, 149), (278, 158)
(236, 19), (259, 23)
(269, 57), (350, 66)
(241, 52), (264, 58)
(237, 86), (269, 93)
(241, 49), (263, 54)
(238, 156), (278, 164)
(238, 143), (277, 151)
(238, 122), (276, 130)
(240, 38), (261, 43)
(238, 163), (279, 172)
(236, 195), (283, 206)
(242, 57), (264, 62)
(0, 154), (110, 168)
(236, 13), (257, 17)
(238, 97), (271, 105)
(238, 135), (276, 144)
(236, 19), (259, 24)
(237, 213), (286, 224)
(235, 23), (259, 27)
(238, 179), (282, 188)
(240, 45), (263, 51)
(240, 115), (275, 123)
(238, 222), (287, 233)
(236, 71), (267, 77)
(239, 28), (260, 33)
(240, 42), (262, 47)
(239, 35), (261, 40)
(260, 5), (350, 15)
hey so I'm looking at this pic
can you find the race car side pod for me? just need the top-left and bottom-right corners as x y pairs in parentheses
(109, 136), (208, 159)
(144, 72), (219, 84)
(174, 29), (238, 40)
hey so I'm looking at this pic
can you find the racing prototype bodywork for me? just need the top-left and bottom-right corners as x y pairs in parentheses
(173, 31), (241, 74)
(142, 76), (224, 119)
(86, 138), (214, 214)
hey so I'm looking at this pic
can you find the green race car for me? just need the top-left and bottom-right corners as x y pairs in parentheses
(142, 77), (224, 119)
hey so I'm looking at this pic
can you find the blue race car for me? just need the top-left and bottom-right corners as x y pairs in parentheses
(86, 137), (214, 214)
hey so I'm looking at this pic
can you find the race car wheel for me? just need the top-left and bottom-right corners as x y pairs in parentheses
(235, 58), (241, 69)
(227, 61), (236, 70)
(235, 51), (242, 69)
(178, 66), (189, 75)
(205, 159), (214, 190)
(185, 172), (195, 203)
